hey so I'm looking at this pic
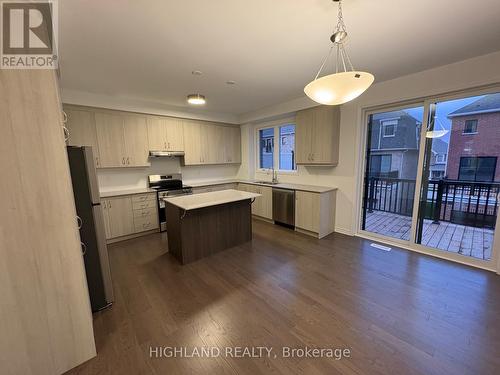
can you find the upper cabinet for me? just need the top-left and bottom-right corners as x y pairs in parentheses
(295, 105), (340, 166)
(65, 108), (100, 168)
(147, 116), (184, 151)
(95, 111), (150, 168)
(63, 105), (241, 168)
(182, 120), (241, 166)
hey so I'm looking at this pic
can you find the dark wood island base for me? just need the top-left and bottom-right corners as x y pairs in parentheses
(166, 199), (253, 264)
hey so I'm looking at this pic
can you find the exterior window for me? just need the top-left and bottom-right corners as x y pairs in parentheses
(369, 154), (392, 177)
(436, 153), (447, 163)
(259, 128), (274, 169)
(458, 157), (497, 182)
(382, 120), (397, 137)
(279, 125), (296, 171)
(463, 119), (478, 134)
(258, 123), (296, 171)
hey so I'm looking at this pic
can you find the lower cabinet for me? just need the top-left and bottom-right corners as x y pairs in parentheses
(295, 190), (336, 239)
(101, 193), (158, 240)
(238, 183), (272, 220)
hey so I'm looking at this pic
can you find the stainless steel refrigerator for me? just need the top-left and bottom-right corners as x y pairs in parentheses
(67, 146), (114, 312)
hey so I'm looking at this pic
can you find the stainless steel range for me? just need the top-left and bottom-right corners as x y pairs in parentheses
(148, 174), (192, 232)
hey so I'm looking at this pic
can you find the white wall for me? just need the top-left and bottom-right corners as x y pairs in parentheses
(241, 51), (500, 235)
(98, 158), (241, 192)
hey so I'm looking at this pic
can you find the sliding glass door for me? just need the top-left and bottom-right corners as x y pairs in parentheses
(361, 105), (424, 241)
(360, 90), (500, 266)
(415, 93), (500, 261)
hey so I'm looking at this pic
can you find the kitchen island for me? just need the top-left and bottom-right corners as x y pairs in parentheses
(164, 189), (260, 264)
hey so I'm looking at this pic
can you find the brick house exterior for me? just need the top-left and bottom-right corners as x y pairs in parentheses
(447, 94), (500, 182)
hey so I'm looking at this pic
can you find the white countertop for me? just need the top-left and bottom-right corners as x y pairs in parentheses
(163, 189), (260, 211)
(100, 188), (155, 198)
(187, 179), (337, 193)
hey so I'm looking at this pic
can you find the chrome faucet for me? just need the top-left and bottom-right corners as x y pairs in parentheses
(270, 166), (278, 184)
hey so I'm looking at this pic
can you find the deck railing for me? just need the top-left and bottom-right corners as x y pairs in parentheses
(365, 177), (500, 228)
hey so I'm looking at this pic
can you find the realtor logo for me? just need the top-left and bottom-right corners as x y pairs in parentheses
(1, 0), (58, 69)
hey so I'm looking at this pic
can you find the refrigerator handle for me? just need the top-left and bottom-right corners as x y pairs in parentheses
(76, 216), (82, 229)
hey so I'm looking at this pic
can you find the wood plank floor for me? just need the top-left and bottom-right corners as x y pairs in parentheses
(66, 220), (500, 375)
(365, 211), (494, 260)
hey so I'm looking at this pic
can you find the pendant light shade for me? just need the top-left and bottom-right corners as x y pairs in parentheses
(305, 0), (374, 106)
(304, 71), (374, 106)
(426, 116), (449, 138)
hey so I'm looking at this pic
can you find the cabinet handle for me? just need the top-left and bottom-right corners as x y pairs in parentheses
(62, 126), (70, 142)
(127, 157), (130, 165)
(76, 216), (82, 229)
(108, 200), (111, 208)
(81, 242), (87, 255)
(168, 142), (170, 149)
(95, 157), (99, 167)
(122, 157), (125, 165)
(62, 111), (68, 123)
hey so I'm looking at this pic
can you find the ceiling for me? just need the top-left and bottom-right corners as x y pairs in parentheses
(59, 0), (500, 116)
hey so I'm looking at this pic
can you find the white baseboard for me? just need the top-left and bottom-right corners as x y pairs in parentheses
(334, 227), (354, 236)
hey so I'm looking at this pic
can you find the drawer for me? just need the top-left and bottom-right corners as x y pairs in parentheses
(131, 193), (156, 203)
(133, 207), (157, 218)
(133, 215), (158, 233)
(132, 200), (157, 210)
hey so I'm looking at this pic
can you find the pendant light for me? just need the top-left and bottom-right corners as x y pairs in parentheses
(304, 0), (374, 106)
(426, 116), (449, 138)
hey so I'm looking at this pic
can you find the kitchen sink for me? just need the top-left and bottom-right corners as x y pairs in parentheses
(254, 181), (280, 185)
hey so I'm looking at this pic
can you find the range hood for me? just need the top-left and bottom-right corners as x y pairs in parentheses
(149, 150), (185, 158)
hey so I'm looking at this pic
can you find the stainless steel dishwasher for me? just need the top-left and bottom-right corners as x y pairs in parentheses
(272, 188), (295, 227)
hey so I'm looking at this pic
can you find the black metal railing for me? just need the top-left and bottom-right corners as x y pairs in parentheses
(365, 177), (500, 229)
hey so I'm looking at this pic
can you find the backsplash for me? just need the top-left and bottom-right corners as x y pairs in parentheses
(97, 158), (240, 192)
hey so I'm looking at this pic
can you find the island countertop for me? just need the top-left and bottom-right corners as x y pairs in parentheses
(164, 189), (261, 211)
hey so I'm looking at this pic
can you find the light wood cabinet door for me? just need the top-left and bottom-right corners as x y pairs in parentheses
(101, 201), (112, 239)
(259, 186), (273, 219)
(311, 106), (339, 165)
(295, 191), (320, 233)
(147, 116), (168, 151)
(65, 108), (101, 168)
(223, 126), (241, 163)
(107, 196), (134, 238)
(199, 123), (218, 164)
(95, 112), (126, 167)
(183, 120), (202, 165)
(123, 115), (150, 167)
(215, 125), (226, 164)
(295, 108), (314, 164)
(165, 117), (184, 151)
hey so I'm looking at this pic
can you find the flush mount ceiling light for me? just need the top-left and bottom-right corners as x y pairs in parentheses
(187, 94), (206, 105)
(304, 0), (374, 106)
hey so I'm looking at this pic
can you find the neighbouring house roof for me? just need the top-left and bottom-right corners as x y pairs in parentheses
(431, 138), (448, 154)
(448, 93), (500, 118)
(372, 110), (421, 124)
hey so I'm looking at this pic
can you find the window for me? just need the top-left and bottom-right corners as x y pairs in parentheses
(369, 154), (392, 177)
(258, 123), (296, 171)
(458, 157), (497, 182)
(279, 125), (296, 171)
(259, 128), (274, 169)
(382, 120), (397, 137)
(436, 153), (447, 163)
(463, 119), (478, 134)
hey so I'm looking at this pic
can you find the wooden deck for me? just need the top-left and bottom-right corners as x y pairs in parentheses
(365, 211), (494, 260)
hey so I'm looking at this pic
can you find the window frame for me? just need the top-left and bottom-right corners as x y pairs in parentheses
(255, 118), (297, 174)
(458, 156), (497, 182)
(463, 119), (478, 135)
(382, 119), (397, 137)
